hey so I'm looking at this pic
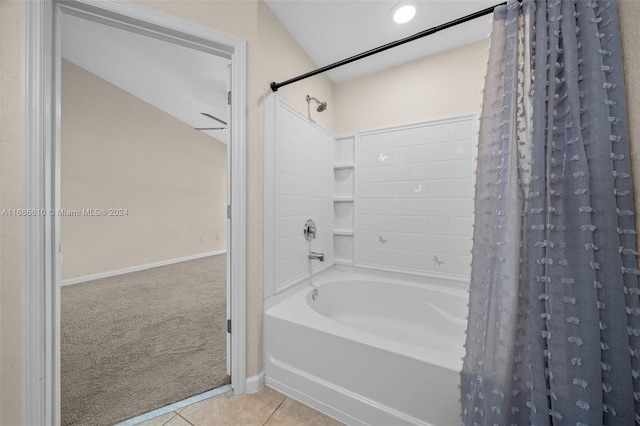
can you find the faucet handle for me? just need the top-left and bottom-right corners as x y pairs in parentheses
(304, 219), (316, 241)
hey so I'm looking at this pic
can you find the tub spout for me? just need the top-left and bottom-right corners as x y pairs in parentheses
(308, 251), (325, 262)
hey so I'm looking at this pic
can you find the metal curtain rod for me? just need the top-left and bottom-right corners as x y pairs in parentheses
(270, 2), (506, 92)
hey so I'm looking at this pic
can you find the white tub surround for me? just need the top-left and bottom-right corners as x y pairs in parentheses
(354, 116), (477, 280)
(265, 268), (468, 425)
(264, 94), (335, 298)
(265, 96), (476, 291)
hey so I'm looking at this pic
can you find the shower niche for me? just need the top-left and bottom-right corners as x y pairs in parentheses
(333, 135), (355, 265)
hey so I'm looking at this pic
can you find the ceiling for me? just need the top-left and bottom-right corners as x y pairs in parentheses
(62, 13), (231, 144)
(264, 0), (498, 83)
(61, 1), (497, 138)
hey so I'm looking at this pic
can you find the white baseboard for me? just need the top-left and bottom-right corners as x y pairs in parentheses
(245, 371), (265, 394)
(61, 249), (226, 286)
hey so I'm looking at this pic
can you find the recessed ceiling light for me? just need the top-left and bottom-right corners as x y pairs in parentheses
(392, 2), (417, 24)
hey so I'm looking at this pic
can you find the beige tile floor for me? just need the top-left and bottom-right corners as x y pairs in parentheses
(137, 386), (344, 426)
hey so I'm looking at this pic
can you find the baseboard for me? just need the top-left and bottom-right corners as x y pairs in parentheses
(61, 250), (226, 286)
(245, 371), (265, 394)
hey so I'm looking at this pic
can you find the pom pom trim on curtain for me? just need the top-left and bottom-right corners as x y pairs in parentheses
(461, 0), (640, 424)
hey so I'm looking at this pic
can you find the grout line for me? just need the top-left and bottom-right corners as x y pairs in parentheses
(160, 413), (179, 426)
(115, 384), (232, 425)
(175, 413), (196, 426)
(262, 396), (287, 426)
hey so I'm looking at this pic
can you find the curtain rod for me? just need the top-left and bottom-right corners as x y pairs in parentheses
(270, 2), (506, 92)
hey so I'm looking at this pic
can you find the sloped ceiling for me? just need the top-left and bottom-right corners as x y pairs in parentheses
(264, 0), (498, 83)
(62, 13), (231, 144)
(61, 1), (498, 136)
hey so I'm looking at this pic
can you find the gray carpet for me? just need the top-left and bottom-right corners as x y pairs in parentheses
(61, 255), (229, 426)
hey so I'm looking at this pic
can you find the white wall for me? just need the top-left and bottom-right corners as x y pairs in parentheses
(0, 1), (24, 423)
(334, 39), (490, 135)
(61, 60), (228, 280)
(264, 96), (334, 297)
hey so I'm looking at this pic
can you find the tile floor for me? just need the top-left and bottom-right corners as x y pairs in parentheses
(136, 386), (344, 426)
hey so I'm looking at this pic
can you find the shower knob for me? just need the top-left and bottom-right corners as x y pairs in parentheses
(304, 219), (317, 241)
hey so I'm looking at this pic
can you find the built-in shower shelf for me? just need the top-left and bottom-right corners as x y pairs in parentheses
(334, 135), (355, 265)
(333, 163), (354, 170)
(333, 196), (354, 202)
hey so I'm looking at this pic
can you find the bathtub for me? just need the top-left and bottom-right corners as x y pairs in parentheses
(264, 267), (469, 425)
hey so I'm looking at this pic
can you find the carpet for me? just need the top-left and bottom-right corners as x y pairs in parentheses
(61, 255), (230, 426)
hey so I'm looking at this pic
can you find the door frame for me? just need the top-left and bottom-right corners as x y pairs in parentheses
(23, 1), (248, 425)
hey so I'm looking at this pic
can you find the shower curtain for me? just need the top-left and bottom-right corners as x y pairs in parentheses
(461, 0), (640, 424)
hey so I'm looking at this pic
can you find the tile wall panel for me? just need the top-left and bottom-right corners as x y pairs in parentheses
(276, 105), (334, 288)
(355, 117), (475, 280)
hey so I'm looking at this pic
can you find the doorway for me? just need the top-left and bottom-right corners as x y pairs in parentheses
(23, 2), (247, 425)
(59, 13), (231, 424)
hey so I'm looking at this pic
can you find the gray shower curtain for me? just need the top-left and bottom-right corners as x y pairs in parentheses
(461, 0), (640, 424)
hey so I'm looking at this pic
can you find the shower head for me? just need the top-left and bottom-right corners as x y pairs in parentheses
(306, 95), (327, 113)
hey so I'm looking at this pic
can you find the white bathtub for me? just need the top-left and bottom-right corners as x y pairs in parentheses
(264, 268), (469, 425)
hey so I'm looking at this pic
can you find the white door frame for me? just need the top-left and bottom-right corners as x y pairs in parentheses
(23, 1), (247, 425)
